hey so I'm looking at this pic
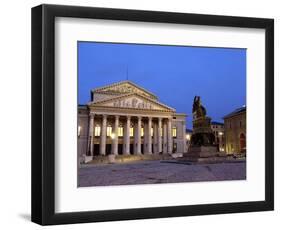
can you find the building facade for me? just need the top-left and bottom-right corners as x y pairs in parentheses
(223, 106), (246, 154)
(78, 81), (187, 162)
(211, 121), (225, 152)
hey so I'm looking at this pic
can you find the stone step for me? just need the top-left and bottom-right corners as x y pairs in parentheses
(85, 153), (174, 164)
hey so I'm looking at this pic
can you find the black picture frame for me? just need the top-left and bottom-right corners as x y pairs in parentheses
(31, 4), (274, 225)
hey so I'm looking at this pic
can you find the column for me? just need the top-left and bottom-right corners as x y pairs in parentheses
(167, 118), (172, 153)
(163, 121), (167, 153)
(112, 115), (119, 155)
(182, 120), (186, 153)
(87, 113), (95, 156)
(124, 116), (131, 155)
(137, 116), (142, 154)
(133, 120), (137, 154)
(100, 115), (107, 155)
(158, 118), (162, 154)
(153, 122), (158, 153)
(143, 122), (148, 153)
(147, 117), (152, 154)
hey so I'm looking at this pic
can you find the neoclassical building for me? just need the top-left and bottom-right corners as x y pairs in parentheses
(78, 81), (187, 162)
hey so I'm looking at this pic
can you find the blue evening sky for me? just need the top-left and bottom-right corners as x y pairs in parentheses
(78, 42), (246, 129)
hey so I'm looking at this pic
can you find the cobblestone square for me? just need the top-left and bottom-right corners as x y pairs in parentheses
(78, 160), (246, 187)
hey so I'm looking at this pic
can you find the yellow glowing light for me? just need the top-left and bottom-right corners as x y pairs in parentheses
(186, 134), (191, 140)
(130, 127), (134, 137)
(78, 126), (81, 137)
(218, 132), (223, 136)
(118, 127), (123, 137)
(95, 126), (101, 136)
(172, 127), (177, 137)
(111, 133), (116, 139)
(106, 126), (112, 136)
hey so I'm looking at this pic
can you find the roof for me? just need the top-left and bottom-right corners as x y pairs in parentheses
(211, 121), (224, 126)
(223, 106), (246, 119)
(92, 80), (158, 100)
(88, 92), (176, 112)
(78, 104), (88, 109)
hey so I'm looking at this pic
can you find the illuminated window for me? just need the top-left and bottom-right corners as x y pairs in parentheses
(172, 127), (177, 137)
(141, 127), (144, 137)
(151, 127), (153, 137)
(106, 126), (112, 137)
(118, 127), (123, 137)
(160, 127), (163, 137)
(94, 125), (101, 136)
(130, 127), (134, 137)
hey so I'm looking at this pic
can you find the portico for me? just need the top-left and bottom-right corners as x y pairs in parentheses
(87, 113), (173, 156)
(78, 81), (187, 162)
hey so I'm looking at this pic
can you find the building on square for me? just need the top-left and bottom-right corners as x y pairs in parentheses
(211, 121), (225, 152)
(185, 129), (193, 152)
(78, 81), (187, 162)
(223, 106), (246, 154)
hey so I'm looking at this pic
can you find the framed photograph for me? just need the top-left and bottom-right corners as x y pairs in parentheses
(31, 4), (274, 225)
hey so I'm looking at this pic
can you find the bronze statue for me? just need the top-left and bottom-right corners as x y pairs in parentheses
(192, 96), (206, 119)
(190, 96), (216, 147)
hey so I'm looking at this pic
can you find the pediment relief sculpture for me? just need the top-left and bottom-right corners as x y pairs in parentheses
(93, 81), (157, 100)
(91, 94), (174, 111)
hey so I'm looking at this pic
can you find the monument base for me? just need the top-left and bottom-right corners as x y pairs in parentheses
(184, 146), (218, 158)
(178, 145), (233, 164)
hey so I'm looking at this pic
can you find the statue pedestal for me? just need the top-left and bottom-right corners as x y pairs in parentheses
(184, 146), (218, 158)
(178, 96), (224, 163)
(190, 117), (216, 147)
(183, 115), (219, 161)
(180, 146), (221, 164)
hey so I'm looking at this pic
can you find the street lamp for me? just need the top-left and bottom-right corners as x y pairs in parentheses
(186, 134), (191, 141)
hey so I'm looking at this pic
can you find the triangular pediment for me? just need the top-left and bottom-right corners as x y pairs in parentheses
(93, 81), (158, 100)
(90, 93), (175, 112)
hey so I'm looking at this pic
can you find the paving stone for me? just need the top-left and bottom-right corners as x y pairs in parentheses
(78, 160), (246, 187)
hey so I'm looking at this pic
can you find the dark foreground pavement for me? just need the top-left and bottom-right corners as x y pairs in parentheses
(78, 160), (246, 187)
